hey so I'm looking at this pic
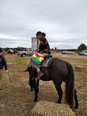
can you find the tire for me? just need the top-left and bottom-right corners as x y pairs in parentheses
(21, 53), (26, 57)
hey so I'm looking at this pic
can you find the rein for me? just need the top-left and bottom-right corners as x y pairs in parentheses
(5, 71), (25, 87)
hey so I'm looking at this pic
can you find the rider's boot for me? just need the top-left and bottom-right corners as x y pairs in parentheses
(35, 71), (43, 80)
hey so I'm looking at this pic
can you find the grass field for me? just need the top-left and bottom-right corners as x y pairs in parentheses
(0, 51), (87, 116)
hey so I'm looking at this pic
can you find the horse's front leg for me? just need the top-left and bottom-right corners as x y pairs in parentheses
(29, 76), (35, 91)
(34, 79), (39, 102)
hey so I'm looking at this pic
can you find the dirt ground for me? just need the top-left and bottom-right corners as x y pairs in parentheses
(0, 51), (87, 116)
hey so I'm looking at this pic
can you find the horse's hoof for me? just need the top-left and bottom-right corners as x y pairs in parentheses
(57, 101), (61, 104)
(31, 88), (34, 91)
(75, 105), (78, 109)
(34, 99), (38, 102)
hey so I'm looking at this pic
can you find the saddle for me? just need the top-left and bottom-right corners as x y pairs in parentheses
(42, 55), (53, 67)
(44, 55), (52, 60)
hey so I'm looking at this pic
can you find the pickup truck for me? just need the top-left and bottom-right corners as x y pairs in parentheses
(78, 51), (87, 56)
(17, 50), (33, 57)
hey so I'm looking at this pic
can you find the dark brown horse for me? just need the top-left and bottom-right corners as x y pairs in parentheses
(26, 57), (79, 109)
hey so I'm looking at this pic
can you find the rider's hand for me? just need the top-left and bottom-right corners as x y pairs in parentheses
(35, 77), (39, 81)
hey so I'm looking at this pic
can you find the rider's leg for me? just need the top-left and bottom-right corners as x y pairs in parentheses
(42, 58), (51, 67)
(36, 67), (43, 80)
(42, 62), (48, 67)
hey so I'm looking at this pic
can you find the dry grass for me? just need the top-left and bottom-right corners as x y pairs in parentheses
(31, 101), (75, 116)
(0, 52), (87, 116)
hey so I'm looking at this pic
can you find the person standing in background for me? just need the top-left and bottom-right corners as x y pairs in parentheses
(0, 48), (8, 90)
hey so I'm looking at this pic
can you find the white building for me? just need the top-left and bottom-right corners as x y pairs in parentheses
(31, 37), (40, 52)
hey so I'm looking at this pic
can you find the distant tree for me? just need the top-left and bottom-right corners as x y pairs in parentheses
(5, 47), (9, 52)
(16, 47), (21, 51)
(77, 43), (87, 51)
(0, 48), (2, 52)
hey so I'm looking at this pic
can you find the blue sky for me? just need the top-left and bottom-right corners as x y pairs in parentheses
(0, 0), (87, 49)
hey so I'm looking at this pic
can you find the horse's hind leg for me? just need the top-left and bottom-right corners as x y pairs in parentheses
(57, 86), (63, 103)
(74, 89), (79, 109)
(54, 83), (63, 103)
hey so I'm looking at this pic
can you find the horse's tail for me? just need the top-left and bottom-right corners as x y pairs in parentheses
(65, 62), (74, 109)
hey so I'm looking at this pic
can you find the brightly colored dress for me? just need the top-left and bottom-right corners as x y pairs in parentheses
(30, 52), (48, 68)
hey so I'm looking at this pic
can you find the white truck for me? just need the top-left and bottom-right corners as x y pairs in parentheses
(17, 49), (34, 57)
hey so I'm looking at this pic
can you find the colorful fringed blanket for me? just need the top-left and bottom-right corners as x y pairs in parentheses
(30, 52), (48, 68)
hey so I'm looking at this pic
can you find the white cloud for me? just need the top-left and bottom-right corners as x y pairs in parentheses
(0, 33), (19, 39)
(0, 0), (87, 48)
